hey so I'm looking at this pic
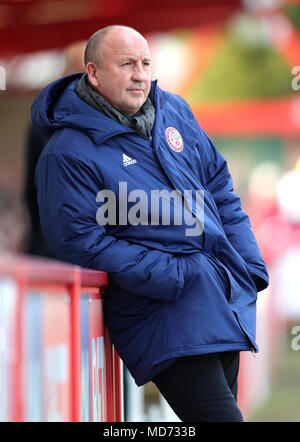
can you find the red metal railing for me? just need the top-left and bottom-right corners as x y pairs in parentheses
(0, 253), (122, 422)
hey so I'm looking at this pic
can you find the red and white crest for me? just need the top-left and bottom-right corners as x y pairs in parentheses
(165, 127), (184, 152)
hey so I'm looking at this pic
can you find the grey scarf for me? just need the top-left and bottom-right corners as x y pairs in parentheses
(76, 74), (155, 138)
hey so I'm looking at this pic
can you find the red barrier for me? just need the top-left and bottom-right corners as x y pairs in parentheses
(0, 254), (123, 422)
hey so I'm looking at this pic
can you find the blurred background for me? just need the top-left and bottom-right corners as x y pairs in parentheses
(0, 0), (300, 422)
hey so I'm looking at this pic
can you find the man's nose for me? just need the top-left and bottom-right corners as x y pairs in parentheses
(132, 63), (148, 81)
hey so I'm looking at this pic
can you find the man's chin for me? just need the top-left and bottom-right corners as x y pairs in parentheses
(123, 99), (146, 116)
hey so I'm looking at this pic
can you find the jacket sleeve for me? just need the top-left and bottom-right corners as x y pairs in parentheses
(199, 128), (269, 292)
(35, 151), (185, 301)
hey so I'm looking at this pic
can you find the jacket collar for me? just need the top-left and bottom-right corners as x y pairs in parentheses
(31, 74), (161, 147)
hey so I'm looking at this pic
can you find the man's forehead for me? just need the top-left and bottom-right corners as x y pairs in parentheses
(116, 49), (151, 60)
(103, 28), (150, 55)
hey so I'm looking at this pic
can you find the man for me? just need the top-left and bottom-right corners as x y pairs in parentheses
(32, 25), (269, 422)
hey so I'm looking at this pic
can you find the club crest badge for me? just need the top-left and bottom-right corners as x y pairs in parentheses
(165, 127), (184, 152)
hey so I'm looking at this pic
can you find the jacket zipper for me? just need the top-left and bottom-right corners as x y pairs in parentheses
(146, 128), (153, 141)
(232, 310), (256, 356)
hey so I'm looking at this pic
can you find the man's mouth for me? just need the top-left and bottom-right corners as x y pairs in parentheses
(127, 88), (144, 93)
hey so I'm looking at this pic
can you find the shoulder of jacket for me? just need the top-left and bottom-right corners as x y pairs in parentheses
(53, 126), (92, 145)
(158, 88), (195, 119)
(43, 126), (96, 160)
(159, 87), (188, 105)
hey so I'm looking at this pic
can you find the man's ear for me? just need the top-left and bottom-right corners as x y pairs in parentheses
(86, 62), (100, 89)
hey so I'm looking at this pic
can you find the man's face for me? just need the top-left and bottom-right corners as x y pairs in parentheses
(87, 29), (152, 116)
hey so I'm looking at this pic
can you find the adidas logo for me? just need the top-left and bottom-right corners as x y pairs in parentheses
(123, 153), (137, 167)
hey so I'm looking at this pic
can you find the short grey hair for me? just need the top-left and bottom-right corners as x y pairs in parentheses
(84, 25), (144, 68)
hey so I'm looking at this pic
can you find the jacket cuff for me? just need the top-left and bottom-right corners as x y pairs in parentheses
(247, 264), (269, 292)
